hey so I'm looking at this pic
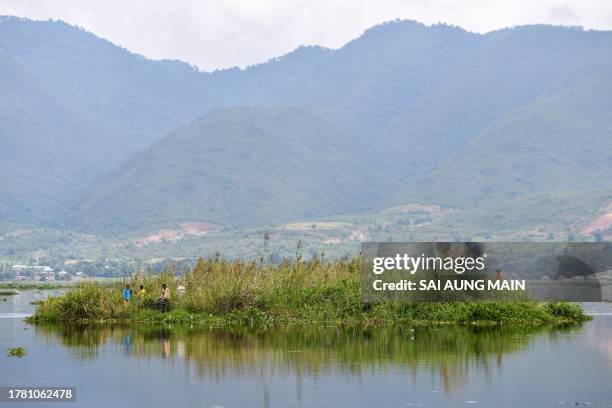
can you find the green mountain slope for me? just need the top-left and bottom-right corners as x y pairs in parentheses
(391, 62), (612, 207)
(70, 107), (390, 231)
(0, 16), (219, 223)
(2, 17), (611, 232)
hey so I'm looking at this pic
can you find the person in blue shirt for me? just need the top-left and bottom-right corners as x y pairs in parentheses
(123, 284), (131, 303)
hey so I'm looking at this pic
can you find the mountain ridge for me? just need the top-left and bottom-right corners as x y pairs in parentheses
(1, 16), (611, 232)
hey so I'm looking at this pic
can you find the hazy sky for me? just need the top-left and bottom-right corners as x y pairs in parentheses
(1, 0), (611, 71)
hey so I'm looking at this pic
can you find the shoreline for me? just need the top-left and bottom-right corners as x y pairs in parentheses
(29, 302), (591, 327)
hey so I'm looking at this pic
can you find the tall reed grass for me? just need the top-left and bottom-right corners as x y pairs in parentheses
(31, 256), (589, 326)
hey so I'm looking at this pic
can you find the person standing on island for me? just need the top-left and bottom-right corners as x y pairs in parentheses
(161, 283), (170, 300)
(138, 284), (146, 299)
(123, 284), (131, 304)
(157, 283), (170, 311)
(495, 269), (504, 280)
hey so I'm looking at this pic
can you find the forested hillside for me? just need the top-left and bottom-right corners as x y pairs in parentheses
(392, 62), (612, 207)
(70, 107), (390, 230)
(0, 16), (219, 223)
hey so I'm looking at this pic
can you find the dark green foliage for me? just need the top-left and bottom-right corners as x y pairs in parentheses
(544, 302), (587, 321)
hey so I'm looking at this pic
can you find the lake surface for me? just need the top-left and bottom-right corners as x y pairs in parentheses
(1, 290), (611, 407)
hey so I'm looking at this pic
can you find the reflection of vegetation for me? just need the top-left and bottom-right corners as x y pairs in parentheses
(31, 257), (590, 325)
(37, 322), (583, 396)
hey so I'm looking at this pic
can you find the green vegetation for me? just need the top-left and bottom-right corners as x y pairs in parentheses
(0, 290), (18, 296)
(6, 347), (26, 357)
(30, 257), (590, 326)
(544, 302), (588, 321)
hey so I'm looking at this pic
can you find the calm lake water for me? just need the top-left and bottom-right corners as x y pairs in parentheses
(1, 290), (611, 407)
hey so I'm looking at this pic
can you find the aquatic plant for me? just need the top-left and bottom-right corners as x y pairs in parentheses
(6, 347), (26, 357)
(543, 302), (586, 320)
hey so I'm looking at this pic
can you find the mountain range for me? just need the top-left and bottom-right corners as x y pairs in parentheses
(1, 16), (611, 235)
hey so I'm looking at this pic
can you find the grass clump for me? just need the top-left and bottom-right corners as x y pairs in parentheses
(543, 302), (586, 321)
(34, 282), (133, 321)
(30, 257), (590, 326)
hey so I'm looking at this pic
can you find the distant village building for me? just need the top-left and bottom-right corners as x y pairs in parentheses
(12, 265), (53, 272)
(10, 265), (55, 281)
(57, 270), (71, 281)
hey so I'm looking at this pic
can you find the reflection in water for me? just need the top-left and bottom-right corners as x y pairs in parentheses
(36, 322), (582, 398)
(124, 334), (131, 354)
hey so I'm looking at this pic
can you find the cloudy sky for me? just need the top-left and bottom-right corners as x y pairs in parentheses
(1, 0), (611, 71)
